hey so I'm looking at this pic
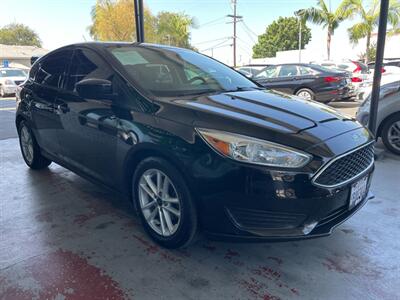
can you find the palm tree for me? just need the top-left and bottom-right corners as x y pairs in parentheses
(339, 0), (400, 63)
(298, 0), (345, 60)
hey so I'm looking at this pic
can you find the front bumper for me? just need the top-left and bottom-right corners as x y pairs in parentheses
(205, 190), (374, 242)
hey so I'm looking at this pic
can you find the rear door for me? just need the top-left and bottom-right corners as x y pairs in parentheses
(272, 65), (300, 94)
(29, 49), (72, 156)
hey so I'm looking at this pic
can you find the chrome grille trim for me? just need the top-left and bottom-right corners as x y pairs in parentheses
(311, 141), (375, 188)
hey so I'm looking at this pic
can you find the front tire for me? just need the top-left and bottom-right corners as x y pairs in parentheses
(381, 114), (400, 155)
(295, 88), (314, 101)
(18, 120), (52, 169)
(132, 157), (197, 248)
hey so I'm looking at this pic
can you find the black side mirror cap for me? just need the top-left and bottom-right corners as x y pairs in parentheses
(76, 78), (114, 100)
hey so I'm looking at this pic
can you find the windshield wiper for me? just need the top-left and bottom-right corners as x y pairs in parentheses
(224, 86), (265, 93)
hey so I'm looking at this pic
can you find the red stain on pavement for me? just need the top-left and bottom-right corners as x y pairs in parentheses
(322, 252), (381, 278)
(224, 249), (240, 259)
(239, 277), (280, 300)
(0, 249), (127, 300)
(132, 234), (181, 263)
(73, 214), (92, 225)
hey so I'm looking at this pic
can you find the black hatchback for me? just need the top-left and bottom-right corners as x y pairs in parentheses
(16, 43), (374, 248)
(253, 63), (355, 103)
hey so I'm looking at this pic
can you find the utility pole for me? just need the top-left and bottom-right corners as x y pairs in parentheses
(227, 0), (242, 67)
(368, 0), (389, 135)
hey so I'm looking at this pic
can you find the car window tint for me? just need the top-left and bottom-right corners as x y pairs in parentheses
(66, 48), (113, 92)
(35, 50), (71, 88)
(255, 66), (278, 79)
(110, 46), (256, 97)
(279, 65), (298, 77)
(299, 66), (313, 75)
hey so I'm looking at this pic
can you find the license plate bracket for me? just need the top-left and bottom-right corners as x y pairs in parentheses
(349, 176), (368, 209)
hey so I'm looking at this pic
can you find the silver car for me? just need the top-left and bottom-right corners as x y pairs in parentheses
(357, 81), (400, 155)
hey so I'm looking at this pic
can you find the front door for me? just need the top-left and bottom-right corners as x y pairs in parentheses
(55, 48), (119, 184)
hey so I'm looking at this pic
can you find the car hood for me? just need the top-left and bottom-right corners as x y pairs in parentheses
(172, 89), (352, 132)
(155, 89), (364, 154)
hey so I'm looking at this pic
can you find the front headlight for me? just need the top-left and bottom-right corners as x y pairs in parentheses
(197, 128), (312, 168)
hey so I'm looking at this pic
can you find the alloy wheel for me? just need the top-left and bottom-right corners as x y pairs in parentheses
(20, 125), (34, 163)
(388, 121), (400, 151)
(297, 91), (312, 100)
(138, 169), (181, 237)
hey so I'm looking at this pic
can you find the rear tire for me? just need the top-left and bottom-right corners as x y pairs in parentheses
(381, 114), (400, 155)
(295, 88), (314, 101)
(18, 120), (52, 169)
(132, 157), (197, 249)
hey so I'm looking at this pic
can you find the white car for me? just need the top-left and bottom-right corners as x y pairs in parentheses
(0, 68), (27, 97)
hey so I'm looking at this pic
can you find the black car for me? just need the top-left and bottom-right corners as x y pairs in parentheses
(253, 63), (355, 103)
(16, 42), (374, 248)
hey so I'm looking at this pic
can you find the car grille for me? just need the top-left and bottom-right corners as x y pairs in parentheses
(226, 207), (307, 230)
(313, 142), (374, 187)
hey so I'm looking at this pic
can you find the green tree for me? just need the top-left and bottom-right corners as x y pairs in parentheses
(0, 23), (42, 47)
(298, 0), (346, 60)
(156, 12), (196, 48)
(358, 42), (377, 62)
(89, 0), (196, 49)
(252, 17), (311, 58)
(339, 0), (400, 63)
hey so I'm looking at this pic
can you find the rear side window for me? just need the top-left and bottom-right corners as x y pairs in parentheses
(35, 50), (72, 88)
(279, 65), (298, 77)
(65, 48), (113, 92)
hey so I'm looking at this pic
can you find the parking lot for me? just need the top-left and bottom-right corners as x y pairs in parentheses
(1, 96), (399, 300)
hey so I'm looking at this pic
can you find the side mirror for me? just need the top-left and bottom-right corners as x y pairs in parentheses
(76, 78), (113, 100)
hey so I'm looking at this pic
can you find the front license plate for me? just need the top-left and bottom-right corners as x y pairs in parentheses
(349, 176), (368, 208)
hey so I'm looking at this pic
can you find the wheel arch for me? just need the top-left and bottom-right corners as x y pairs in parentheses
(377, 111), (400, 137)
(122, 144), (193, 210)
(294, 86), (314, 95)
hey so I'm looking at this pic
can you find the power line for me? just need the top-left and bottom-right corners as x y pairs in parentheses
(193, 37), (231, 45)
(200, 38), (232, 52)
(242, 21), (259, 38)
(197, 16), (227, 28)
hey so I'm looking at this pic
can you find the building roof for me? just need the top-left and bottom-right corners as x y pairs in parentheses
(0, 44), (48, 59)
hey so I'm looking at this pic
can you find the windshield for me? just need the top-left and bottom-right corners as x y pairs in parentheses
(0, 69), (26, 77)
(109, 45), (257, 97)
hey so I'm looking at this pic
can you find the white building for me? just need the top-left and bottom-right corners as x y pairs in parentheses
(251, 32), (400, 65)
(0, 44), (48, 70)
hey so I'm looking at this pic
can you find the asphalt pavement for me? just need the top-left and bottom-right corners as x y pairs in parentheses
(0, 97), (17, 140)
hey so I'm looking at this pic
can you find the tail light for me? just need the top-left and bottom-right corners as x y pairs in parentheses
(351, 77), (362, 82)
(324, 76), (342, 83)
(381, 68), (386, 73)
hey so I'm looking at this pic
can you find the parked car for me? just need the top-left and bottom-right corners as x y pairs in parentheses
(357, 81), (400, 155)
(0, 68), (27, 97)
(368, 58), (400, 70)
(315, 60), (372, 99)
(16, 42), (374, 248)
(236, 64), (270, 78)
(253, 63), (355, 103)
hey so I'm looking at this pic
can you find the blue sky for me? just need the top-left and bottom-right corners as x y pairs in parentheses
(1, 0), (360, 64)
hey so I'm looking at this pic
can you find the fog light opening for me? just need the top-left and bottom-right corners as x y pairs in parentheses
(302, 221), (318, 235)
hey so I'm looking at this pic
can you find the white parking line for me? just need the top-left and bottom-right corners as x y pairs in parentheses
(0, 107), (16, 111)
